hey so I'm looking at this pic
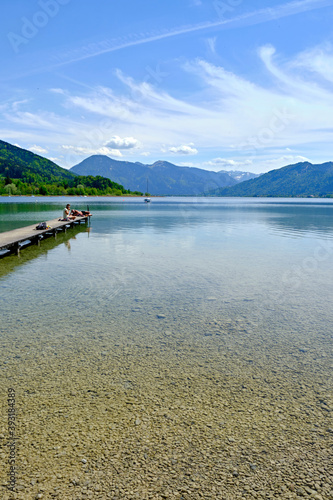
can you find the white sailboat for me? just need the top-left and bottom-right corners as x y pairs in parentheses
(144, 178), (151, 203)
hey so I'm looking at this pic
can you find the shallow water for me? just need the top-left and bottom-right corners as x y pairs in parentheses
(0, 197), (332, 499)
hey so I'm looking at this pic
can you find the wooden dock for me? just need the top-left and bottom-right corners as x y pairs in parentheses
(0, 216), (90, 257)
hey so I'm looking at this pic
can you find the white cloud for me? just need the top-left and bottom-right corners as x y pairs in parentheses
(169, 144), (198, 155)
(60, 145), (122, 157)
(29, 145), (48, 154)
(207, 158), (238, 167)
(177, 161), (197, 167)
(50, 88), (66, 95)
(292, 43), (333, 83)
(12, 100), (30, 111)
(105, 135), (141, 149)
(203, 158), (253, 172)
(206, 158), (252, 167)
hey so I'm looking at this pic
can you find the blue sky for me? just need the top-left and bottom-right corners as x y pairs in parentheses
(1, 0), (333, 173)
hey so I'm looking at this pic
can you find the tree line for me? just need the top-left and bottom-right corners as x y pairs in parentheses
(0, 175), (143, 197)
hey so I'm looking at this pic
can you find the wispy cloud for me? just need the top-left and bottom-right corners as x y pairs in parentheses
(205, 37), (217, 55)
(205, 158), (253, 169)
(60, 44), (333, 167)
(259, 45), (333, 100)
(4, 38), (333, 171)
(4, 111), (55, 129)
(291, 42), (333, 83)
(49, 0), (332, 69)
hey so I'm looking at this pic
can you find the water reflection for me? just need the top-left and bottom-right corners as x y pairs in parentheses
(2, 197), (333, 238)
(86, 200), (333, 240)
(0, 224), (89, 278)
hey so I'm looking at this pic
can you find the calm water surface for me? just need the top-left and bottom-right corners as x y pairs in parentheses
(0, 197), (332, 498)
(1, 197), (333, 337)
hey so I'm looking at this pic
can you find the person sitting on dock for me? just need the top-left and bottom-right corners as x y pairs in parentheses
(63, 204), (76, 221)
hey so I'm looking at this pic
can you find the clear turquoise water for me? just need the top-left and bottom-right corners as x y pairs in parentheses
(1, 196), (333, 346)
(0, 197), (332, 498)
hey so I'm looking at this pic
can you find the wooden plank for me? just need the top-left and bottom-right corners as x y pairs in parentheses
(0, 216), (89, 253)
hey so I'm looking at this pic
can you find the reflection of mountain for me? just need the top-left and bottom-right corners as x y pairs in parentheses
(258, 203), (333, 237)
(70, 155), (258, 196)
(0, 224), (89, 278)
(86, 200), (333, 238)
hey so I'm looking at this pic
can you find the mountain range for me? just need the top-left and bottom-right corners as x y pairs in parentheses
(70, 155), (258, 196)
(215, 161), (333, 197)
(2, 138), (333, 198)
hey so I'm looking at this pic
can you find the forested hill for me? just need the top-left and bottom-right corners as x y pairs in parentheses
(0, 140), (141, 196)
(0, 140), (75, 183)
(216, 161), (333, 197)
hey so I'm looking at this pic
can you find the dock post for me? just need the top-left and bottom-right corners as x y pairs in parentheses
(35, 235), (42, 246)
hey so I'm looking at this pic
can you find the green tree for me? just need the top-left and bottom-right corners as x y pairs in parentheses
(39, 185), (48, 195)
(76, 184), (85, 195)
(4, 183), (17, 195)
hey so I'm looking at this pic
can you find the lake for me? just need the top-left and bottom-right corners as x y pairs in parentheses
(0, 197), (332, 499)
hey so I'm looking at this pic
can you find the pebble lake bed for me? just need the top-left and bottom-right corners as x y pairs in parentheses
(0, 197), (332, 499)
